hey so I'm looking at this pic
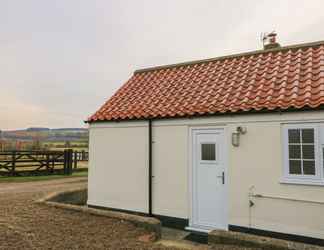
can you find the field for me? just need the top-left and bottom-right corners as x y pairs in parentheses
(0, 127), (88, 151)
(0, 170), (88, 182)
(43, 141), (88, 151)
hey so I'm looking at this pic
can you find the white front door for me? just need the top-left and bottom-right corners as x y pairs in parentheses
(191, 128), (228, 231)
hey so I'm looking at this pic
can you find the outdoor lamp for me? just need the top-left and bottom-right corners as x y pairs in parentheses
(232, 126), (247, 147)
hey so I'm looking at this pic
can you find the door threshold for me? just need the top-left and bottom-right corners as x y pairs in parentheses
(185, 226), (210, 234)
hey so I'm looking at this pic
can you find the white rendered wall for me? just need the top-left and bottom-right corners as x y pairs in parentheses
(151, 125), (189, 218)
(88, 121), (149, 213)
(88, 111), (324, 239)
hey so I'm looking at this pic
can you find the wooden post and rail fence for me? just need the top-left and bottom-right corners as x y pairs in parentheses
(0, 150), (88, 176)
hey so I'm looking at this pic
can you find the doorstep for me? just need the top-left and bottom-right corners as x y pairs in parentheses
(185, 226), (210, 234)
(156, 227), (208, 249)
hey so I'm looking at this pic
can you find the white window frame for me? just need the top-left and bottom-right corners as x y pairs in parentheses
(281, 123), (324, 185)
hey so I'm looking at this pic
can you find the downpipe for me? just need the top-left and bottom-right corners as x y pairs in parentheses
(148, 119), (153, 216)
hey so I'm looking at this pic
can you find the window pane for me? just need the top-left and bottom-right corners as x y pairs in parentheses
(303, 161), (316, 175)
(201, 144), (216, 161)
(302, 145), (315, 159)
(289, 160), (302, 174)
(288, 129), (300, 143)
(289, 145), (301, 159)
(302, 129), (314, 143)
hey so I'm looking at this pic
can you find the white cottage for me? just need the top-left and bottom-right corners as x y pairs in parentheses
(87, 38), (324, 244)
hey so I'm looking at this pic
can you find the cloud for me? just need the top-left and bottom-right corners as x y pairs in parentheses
(1, 0), (324, 129)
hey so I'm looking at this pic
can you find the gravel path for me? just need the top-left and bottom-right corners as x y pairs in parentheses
(0, 178), (254, 250)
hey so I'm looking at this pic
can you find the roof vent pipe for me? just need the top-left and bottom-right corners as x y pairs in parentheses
(262, 32), (281, 50)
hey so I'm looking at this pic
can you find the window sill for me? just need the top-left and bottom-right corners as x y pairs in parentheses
(280, 178), (324, 186)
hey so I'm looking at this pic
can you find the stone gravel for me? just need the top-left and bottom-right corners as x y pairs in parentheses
(0, 178), (256, 250)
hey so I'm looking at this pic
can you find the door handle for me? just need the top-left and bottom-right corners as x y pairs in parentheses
(217, 172), (225, 184)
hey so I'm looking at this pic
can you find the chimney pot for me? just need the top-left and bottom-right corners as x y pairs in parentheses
(263, 32), (280, 50)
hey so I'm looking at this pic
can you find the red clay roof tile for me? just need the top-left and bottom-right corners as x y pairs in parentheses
(89, 41), (324, 122)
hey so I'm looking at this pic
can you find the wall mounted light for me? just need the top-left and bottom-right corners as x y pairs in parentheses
(232, 132), (240, 147)
(232, 126), (247, 147)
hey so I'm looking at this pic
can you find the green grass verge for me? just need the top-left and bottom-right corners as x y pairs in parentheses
(0, 170), (88, 183)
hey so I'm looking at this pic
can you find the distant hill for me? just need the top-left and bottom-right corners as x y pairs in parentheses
(52, 128), (88, 132)
(0, 128), (88, 142)
(26, 127), (50, 132)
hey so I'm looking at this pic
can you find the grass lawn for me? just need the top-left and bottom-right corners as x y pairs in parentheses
(0, 170), (88, 183)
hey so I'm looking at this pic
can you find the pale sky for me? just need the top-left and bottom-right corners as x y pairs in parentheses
(1, 0), (324, 130)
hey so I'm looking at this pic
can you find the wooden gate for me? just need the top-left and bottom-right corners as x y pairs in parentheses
(0, 150), (73, 176)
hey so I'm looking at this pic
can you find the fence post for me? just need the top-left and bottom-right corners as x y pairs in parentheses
(46, 153), (50, 172)
(51, 155), (55, 172)
(11, 151), (16, 176)
(66, 149), (73, 175)
(74, 151), (78, 169)
(63, 150), (68, 175)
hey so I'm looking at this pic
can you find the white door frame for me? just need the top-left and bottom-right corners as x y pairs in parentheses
(187, 126), (229, 232)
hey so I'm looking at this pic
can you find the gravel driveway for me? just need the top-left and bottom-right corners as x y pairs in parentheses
(0, 178), (254, 250)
